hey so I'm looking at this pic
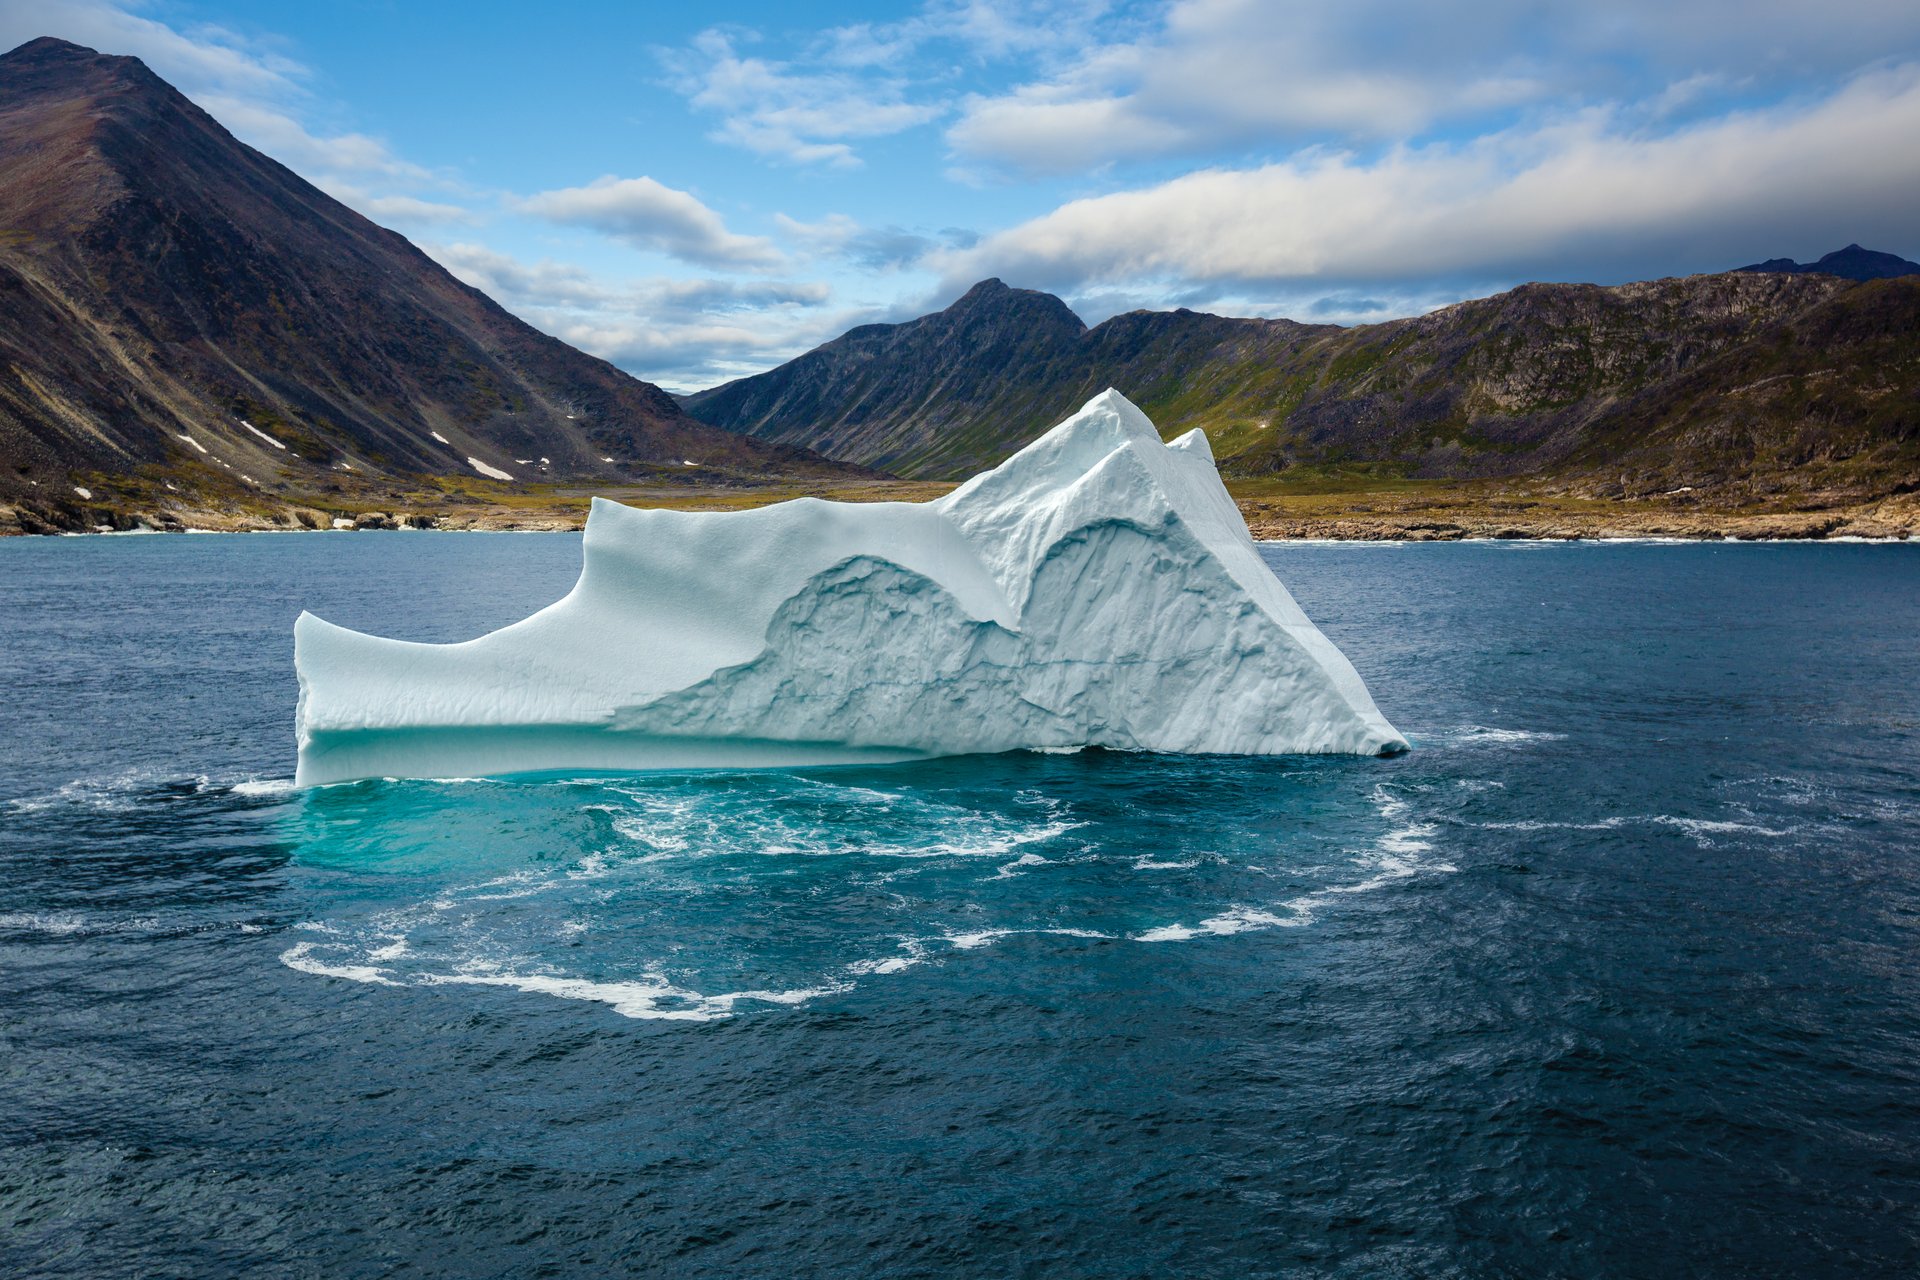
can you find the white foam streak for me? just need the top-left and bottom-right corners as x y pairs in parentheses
(425, 968), (848, 1021)
(1138, 905), (1304, 942)
(1470, 813), (1794, 845)
(280, 941), (401, 986)
(0, 911), (92, 936)
(1135, 783), (1450, 943)
(1447, 725), (1569, 745)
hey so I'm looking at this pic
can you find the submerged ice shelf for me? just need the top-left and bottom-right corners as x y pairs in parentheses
(293, 390), (1406, 785)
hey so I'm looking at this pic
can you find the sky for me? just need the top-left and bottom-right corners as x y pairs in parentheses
(6, 0), (1920, 393)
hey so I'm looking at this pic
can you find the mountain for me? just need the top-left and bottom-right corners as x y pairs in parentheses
(1736, 244), (1920, 281)
(685, 271), (1920, 500)
(0, 37), (839, 523)
(682, 278), (1335, 478)
(684, 280), (1092, 477)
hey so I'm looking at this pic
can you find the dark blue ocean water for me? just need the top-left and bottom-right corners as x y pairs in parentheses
(2, 533), (1918, 1278)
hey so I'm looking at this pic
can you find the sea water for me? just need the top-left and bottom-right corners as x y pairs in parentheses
(1, 534), (1916, 1276)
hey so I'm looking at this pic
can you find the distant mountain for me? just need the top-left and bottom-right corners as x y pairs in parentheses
(684, 280), (1092, 477)
(686, 271), (1920, 500)
(0, 37), (839, 517)
(683, 279), (1337, 478)
(1735, 244), (1920, 281)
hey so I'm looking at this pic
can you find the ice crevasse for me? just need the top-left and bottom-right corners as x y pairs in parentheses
(293, 390), (1407, 785)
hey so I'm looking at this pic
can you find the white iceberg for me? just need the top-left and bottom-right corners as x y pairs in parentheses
(293, 390), (1406, 785)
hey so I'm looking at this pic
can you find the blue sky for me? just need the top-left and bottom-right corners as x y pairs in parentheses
(8, 0), (1920, 391)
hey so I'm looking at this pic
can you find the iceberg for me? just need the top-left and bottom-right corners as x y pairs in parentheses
(293, 390), (1406, 785)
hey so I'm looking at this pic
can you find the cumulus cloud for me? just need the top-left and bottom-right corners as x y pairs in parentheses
(655, 5), (1119, 167)
(945, 0), (1920, 175)
(658, 28), (944, 168)
(935, 63), (1920, 296)
(774, 212), (945, 270)
(651, 0), (1920, 191)
(428, 243), (615, 307)
(430, 241), (830, 314)
(424, 241), (841, 389)
(198, 93), (436, 183)
(947, 36), (1471, 175)
(315, 183), (476, 226)
(516, 176), (784, 269)
(532, 313), (860, 394)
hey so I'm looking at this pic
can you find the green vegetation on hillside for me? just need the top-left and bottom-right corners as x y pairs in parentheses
(687, 271), (1919, 507)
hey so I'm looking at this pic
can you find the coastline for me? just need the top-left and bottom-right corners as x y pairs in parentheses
(5, 478), (1916, 542)
(1239, 508), (1920, 543)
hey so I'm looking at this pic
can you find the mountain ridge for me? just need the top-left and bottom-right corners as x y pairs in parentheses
(1735, 244), (1920, 281)
(685, 261), (1920, 500)
(684, 278), (1092, 476)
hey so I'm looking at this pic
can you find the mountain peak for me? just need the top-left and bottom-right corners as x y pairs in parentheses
(944, 277), (1084, 328)
(0, 34), (841, 507)
(0, 35), (158, 86)
(2, 36), (103, 64)
(1736, 244), (1920, 282)
(0, 35), (186, 146)
(685, 278), (1091, 476)
(950, 278), (1014, 308)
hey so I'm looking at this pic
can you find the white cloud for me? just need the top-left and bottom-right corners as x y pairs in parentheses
(648, 0), (1920, 184)
(424, 241), (841, 389)
(935, 63), (1920, 294)
(431, 242), (832, 317)
(528, 294), (874, 392)
(194, 92), (435, 183)
(428, 243), (615, 306)
(944, 0), (1920, 175)
(775, 212), (866, 247)
(516, 175), (784, 269)
(946, 19), (1467, 175)
(774, 212), (947, 269)
(659, 29), (945, 168)
(532, 315), (819, 392)
(656, 6), (1120, 167)
(314, 182), (476, 226)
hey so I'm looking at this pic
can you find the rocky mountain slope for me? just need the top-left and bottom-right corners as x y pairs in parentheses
(683, 280), (1101, 478)
(686, 268), (1920, 501)
(0, 37), (840, 530)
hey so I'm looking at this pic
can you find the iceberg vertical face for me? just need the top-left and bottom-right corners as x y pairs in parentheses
(293, 390), (1406, 785)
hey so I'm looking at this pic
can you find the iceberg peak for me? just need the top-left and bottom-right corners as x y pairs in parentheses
(293, 390), (1406, 785)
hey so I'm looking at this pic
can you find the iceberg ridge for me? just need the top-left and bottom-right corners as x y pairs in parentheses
(293, 390), (1406, 785)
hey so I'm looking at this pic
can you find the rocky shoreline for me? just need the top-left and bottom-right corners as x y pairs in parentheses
(7, 491), (1917, 542)
(1240, 511), (1918, 542)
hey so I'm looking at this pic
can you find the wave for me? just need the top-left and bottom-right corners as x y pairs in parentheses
(279, 770), (1455, 1020)
(1440, 725), (1570, 746)
(5, 769), (299, 813)
(1467, 813), (1797, 845)
(1108, 782), (1455, 944)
